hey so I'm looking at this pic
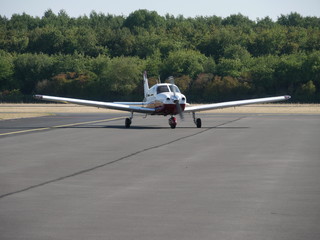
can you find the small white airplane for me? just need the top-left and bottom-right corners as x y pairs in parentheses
(34, 72), (291, 129)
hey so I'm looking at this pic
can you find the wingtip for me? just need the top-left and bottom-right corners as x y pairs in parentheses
(33, 94), (43, 100)
(285, 95), (291, 100)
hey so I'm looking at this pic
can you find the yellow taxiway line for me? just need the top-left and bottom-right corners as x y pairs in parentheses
(0, 117), (125, 137)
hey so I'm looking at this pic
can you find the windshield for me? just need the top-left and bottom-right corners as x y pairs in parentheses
(157, 85), (181, 94)
(157, 85), (170, 94)
(169, 85), (180, 93)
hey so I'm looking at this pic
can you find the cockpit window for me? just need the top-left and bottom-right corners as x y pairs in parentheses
(157, 85), (170, 94)
(169, 85), (180, 93)
(156, 85), (181, 94)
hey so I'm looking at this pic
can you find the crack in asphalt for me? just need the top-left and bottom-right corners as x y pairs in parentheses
(0, 117), (245, 200)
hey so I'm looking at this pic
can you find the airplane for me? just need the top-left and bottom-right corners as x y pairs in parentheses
(34, 72), (291, 129)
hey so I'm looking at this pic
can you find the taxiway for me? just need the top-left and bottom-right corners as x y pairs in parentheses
(1, 112), (320, 240)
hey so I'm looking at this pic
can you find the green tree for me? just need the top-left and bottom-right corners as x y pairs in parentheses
(246, 55), (278, 94)
(161, 49), (207, 78)
(295, 80), (317, 102)
(14, 53), (55, 94)
(173, 75), (192, 93)
(223, 44), (251, 60)
(282, 27), (308, 54)
(277, 12), (304, 27)
(107, 28), (135, 56)
(302, 51), (320, 92)
(222, 14), (254, 28)
(145, 50), (162, 77)
(249, 25), (287, 56)
(189, 73), (213, 102)
(3, 30), (29, 53)
(198, 26), (242, 60)
(124, 9), (165, 30)
(74, 27), (99, 56)
(36, 71), (96, 98)
(53, 53), (91, 73)
(204, 76), (251, 101)
(99, 56), (145, 99)
(305, 28), (320, 52)
(6, 13), (40, 30)
(1, 10), (320, 103)
(216, 58), (244, 77)
(28, 27), (64, 54)
(0, 51), (14, 90)
(256, 17), (275, 28)
(274, 53), (307, 93)
(132, 29), (161, 58)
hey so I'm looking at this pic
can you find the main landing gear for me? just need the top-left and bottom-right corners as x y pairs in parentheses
(192, 112), (202, 128)
(125, 112), (133, 128)
(125, 112), (202, 129)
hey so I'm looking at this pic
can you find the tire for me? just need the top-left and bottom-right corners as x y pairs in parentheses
(125, 118), (131, 128)
(169, 117), (177, 129)
(196, 118), (202, 128)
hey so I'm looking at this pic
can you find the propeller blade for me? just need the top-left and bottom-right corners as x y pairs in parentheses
(169, 76), (176, 97)
(175, 100), (184, 120)
(170, 76), (184, 120)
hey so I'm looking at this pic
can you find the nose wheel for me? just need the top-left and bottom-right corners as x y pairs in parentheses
(169, 117), (177, 129)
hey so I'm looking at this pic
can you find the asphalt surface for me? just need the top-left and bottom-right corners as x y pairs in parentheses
(1, 112), (320, 240)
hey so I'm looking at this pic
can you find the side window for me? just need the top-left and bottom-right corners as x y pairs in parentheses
(147, 86), (157, 96)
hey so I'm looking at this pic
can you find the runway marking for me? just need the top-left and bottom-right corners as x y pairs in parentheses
(0, 117), (245, 200)
(0, 117), (126, 137)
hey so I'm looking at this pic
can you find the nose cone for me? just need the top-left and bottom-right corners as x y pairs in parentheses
(171, 95), (179, 102)
(171, 93), (186, 104)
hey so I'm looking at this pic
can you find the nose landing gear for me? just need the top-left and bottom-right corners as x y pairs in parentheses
(168, 117), (177, 129)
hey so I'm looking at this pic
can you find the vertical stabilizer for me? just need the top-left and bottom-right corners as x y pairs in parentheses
(143, 71), (149, 99)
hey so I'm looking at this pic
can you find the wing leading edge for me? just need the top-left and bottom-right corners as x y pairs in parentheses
(34, 95), (155, 114)
(184, 95), (291, 113)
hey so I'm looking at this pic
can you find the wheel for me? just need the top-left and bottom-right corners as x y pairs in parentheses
(125, 118), (131, 128)
(169, 117), (177, 129)
(196, 118), (202, 128)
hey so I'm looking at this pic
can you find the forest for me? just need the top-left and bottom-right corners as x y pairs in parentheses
(0, 9), (320, 103)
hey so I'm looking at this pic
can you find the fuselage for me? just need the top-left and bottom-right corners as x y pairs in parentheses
(144, 83), (186, 116)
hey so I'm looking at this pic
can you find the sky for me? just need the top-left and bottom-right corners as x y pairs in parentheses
(1, 0), (320, 20)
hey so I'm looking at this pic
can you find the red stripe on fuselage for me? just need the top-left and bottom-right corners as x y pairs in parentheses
(153, 103), (186, 115)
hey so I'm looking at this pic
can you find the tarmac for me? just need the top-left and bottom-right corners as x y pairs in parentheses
(1, 112), (320, 240)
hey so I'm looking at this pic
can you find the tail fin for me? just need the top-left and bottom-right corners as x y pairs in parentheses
(143, 71), (149, 99)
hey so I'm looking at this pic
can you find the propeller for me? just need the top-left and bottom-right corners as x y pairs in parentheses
(169, 76), (184, 120)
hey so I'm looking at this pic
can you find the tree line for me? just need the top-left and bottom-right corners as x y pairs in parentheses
(0, 10), (320, 102)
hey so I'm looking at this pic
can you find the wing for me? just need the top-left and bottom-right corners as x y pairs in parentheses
(34, 95), (155, 114)
(184, 95), (291, 113)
